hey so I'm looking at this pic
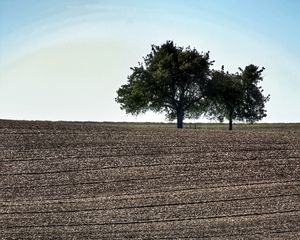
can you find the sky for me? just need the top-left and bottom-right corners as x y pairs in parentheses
(0, 0), (299, 123)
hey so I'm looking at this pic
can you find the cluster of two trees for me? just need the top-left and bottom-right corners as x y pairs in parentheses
(116, 41), (269, 129)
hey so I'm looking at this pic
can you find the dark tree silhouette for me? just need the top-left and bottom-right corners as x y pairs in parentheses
(207, 65), (270, 130)
(116, 41), (213, 128)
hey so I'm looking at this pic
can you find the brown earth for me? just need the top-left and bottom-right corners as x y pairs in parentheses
(0, 120), (299, 239)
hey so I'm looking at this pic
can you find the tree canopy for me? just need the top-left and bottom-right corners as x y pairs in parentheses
(116, 41), (213, 128)
(207, 65), (270, 130)
(116, 41), (270, 129)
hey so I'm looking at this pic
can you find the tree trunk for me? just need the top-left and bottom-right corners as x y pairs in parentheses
(229, 111), (233, 130)
(229, 117), (233, 130)
(176, 109), (184, 129)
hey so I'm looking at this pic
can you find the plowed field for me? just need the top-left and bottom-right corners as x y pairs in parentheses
(0, 120), (299, 239)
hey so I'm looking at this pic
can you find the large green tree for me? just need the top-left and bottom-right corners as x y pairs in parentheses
(116, 41), (213, 128)
(207, 65), (270, 130)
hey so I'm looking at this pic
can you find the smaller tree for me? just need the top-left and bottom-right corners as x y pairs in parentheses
(207, 65), (270, 130)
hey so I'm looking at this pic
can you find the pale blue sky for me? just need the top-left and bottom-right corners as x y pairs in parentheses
(0, 0), (299, 122)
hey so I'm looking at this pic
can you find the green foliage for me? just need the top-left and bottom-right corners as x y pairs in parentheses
(116, 41), (213, 128)
(116, 40), (270, 129)
(238, 65), (270, 123)
(207, 65), (270, 128)
(207, 68), (243, 122)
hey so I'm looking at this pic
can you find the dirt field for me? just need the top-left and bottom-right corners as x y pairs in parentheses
(0, 120), (299, 239)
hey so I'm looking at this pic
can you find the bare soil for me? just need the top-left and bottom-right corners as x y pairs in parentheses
(0, 120), (299, 239)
